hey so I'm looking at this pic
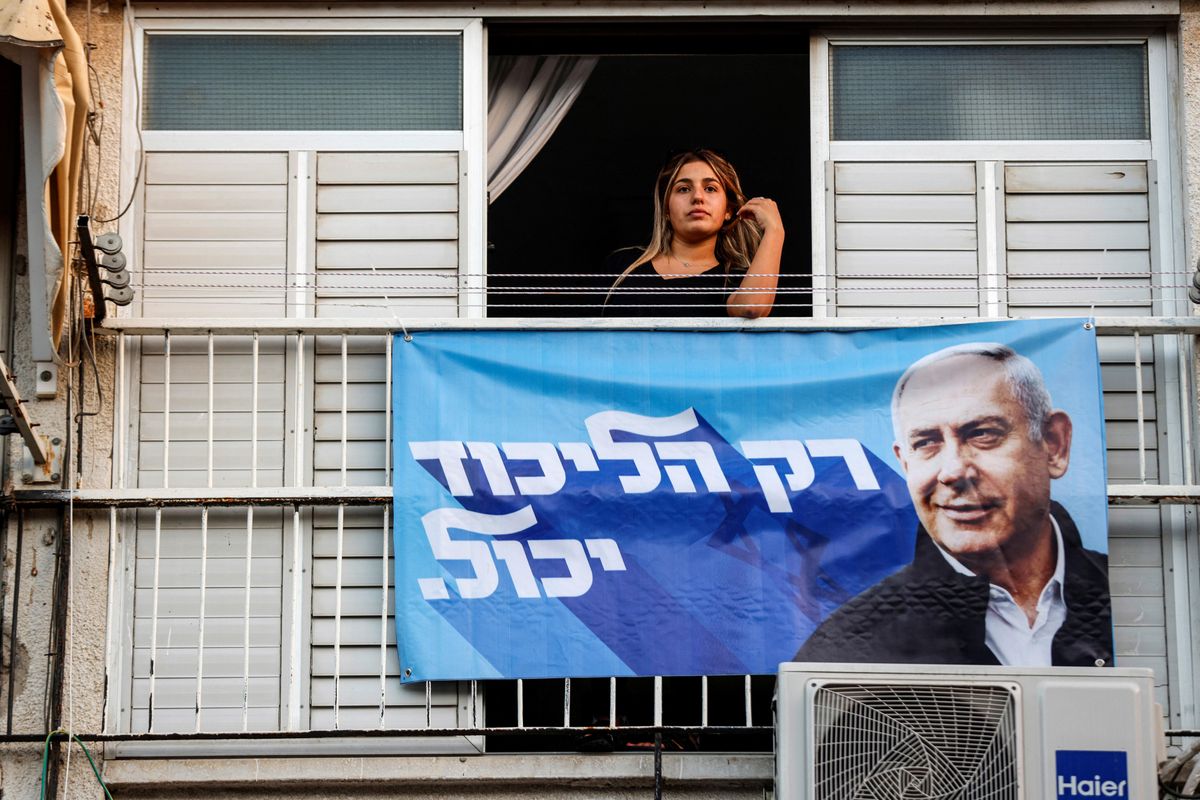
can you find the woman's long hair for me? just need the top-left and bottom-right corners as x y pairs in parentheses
(611, 149), (763, 294)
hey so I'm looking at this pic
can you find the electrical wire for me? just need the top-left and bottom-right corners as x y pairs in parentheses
(94, 0), (144, 225)
(1162, 782), (1200, 800)
(84, 59), (106, 218)
(38, 730), (113, 800)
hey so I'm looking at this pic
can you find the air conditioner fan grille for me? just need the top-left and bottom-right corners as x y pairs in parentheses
(811, 682), (1018, 800)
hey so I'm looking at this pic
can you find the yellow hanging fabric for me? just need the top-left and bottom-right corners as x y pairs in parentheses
(45, 0), (90, 350)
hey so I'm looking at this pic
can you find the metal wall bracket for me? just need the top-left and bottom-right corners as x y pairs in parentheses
(20, 436), (60, 485)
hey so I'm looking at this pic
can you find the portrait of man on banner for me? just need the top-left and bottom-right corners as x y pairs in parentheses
(795, 342), (1113, 668)
(392, 319), (1112, 681)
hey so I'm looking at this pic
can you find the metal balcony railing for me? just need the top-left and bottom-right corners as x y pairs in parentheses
(6, 315), (1197, 749)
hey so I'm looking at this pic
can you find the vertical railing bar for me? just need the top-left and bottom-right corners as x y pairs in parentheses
(115, 332), (127, 490)
(653, 675), (662, 728)
(198, 331), (214, 734)
(206, 332), (214, 488)
(104, 333), (126, 732)
(516, 679), (524, 728)
(384, 334), (393, 484)
(563, 678), (571, 728)
(286, 331), (307, 731)
(286, 507), (303, 731)
(744, 674), (752, 727)
(291, 330), (306, 485)
(340, 334), (348, 487)
(333, 503), (344, 730)
(162, 332), (170, 490)
(194, 506), (209, 732)
(1134, 330), (1147, 483)
(241, 504), (254, 732)
(701, 675), (708, 728)
(379, 335), (392, 728)
(333, 334), (348, 730)
(1178, 332), (1196, 486)
(378, 508), (389, 729)
(425, 680), (432, 728)
(247, 334), (260, 731)
(251, 332), (259, 490)
(148, 508), (162, 733)
(609, 677), (616, 729)
(470, 679), (478, 728)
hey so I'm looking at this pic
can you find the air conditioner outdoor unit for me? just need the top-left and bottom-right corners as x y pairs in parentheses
(776, 663), (1162, 800)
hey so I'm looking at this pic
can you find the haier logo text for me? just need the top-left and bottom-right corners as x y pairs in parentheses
(1056, 750), (1129, 799)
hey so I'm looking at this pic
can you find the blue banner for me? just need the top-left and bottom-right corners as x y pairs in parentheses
(393, 319), (1110, 680)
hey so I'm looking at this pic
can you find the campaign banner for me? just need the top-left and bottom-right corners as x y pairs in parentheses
(393, 318), (1110, 681)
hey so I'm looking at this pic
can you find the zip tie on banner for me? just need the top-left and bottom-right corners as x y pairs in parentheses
(401, 322), (412, 343)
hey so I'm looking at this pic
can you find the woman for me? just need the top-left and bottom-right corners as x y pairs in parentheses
(604, 148), (784, 318)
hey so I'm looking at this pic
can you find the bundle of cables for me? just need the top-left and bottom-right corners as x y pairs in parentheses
(1161, 738), (1200, 799)
(38, 730), (113, 800)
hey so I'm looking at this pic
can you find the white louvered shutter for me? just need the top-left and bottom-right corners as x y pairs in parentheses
(827, 158), (1170, 711)
(315, 152), (461, 318)
(1001, 162), (1167, 693)
(140, 152), (290, 318)
(829, 162), (980, 317)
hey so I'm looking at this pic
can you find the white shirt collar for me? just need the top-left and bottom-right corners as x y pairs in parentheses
(933, 516), (1069, 666)
(934, 515), (1066, 591)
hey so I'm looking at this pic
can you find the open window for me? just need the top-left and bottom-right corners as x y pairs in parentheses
(485, 25), (811, 317)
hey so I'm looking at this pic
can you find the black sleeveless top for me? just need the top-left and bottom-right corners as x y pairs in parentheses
(601, 250), (737, 317)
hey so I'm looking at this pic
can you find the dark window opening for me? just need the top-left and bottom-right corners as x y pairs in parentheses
(487, 32), (810, 318)
(484, 676), (775, 753)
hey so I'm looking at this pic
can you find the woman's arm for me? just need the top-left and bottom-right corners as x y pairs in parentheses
(726, 198), (784, 318)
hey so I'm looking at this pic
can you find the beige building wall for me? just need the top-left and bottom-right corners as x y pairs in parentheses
(0, 2), (1195, 798)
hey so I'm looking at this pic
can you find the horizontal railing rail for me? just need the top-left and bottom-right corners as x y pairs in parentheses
(14, 484), (1200, 507)
(96, 315), (1200, 336)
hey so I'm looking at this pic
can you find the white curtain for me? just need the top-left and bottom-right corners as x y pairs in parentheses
(487, 55), (598, 203)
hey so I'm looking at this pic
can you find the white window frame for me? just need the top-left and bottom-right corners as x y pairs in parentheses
(809, 27), (1198, 732)
(810, 30), (1180, 314)
(118, 7), (487, 320)
(107, 6), (489, 748)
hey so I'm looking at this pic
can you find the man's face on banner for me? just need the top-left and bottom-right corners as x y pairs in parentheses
(892, 354), (1069, 565)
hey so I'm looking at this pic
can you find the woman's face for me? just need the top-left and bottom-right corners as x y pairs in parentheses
(666, 160), (731, 243)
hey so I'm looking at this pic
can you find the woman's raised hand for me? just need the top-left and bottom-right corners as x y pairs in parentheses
(737, 197), (784, 234)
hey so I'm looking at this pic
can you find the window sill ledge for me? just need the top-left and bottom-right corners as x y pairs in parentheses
(104, 752), (774, 790)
